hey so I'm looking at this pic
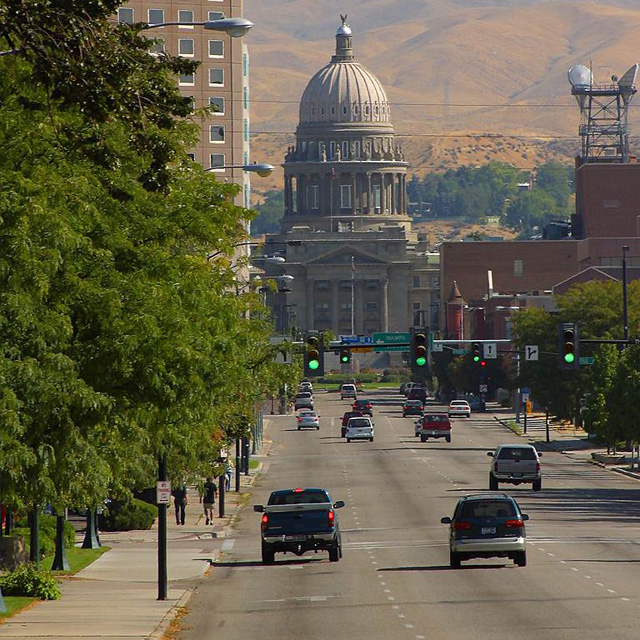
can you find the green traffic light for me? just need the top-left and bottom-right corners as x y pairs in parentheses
(473, 356), (480, 362)
(309, 360), (320, 370)
(341, 356), (348, 363)
(564, 353), (575, 364)
(416, 356), (427, 367)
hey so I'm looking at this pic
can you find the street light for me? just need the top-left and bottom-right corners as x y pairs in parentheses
(143, 18), (253, 37)
(205, 163), (274, 178)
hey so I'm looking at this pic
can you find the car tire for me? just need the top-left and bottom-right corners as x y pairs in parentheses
(297, 426), (301, 431)
(450, 551), (462, 569)
(514, 551), (527, 567)
(316, 426), (320, 430)
(329, 543), (340, 562)
(261, 545), (275, 565)
(370, 437), (374, 442)
(445, 435), (451, 443)
(347, 438), (351, 443)
(489, 473), (499, 490)
(420, 434), (427, 443)
(533, 478), (542, 492)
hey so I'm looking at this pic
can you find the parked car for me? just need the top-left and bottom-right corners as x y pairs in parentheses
(254, 488), (344, 564)
(340, 383), (357, 400)
(294, 392), (314, 411)
(441, 493), (529, 568)
(418, 413), (452, 443)
(345, 416), (374, 443)
(352, 399), (373, 416)
(488, 444), (542, 491)
(448, 400), (471, 418)
(341, 410), (364, 437)
(297, 410), (320, 430)
(402, 399), (424, 417)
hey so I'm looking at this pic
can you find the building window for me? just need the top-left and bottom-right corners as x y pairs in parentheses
(343, 106), (348, 115)
(243, 119), (249, 142)
(208, 40), (224, 57)
(243, 86), (248, 109)
(179, 73), (195, 86)
(340, 302), (353, 310)
(209, 68), (224, 86)
(309, 185), (319, 209)
(209, 153), (225, 171)
(315, 280), (329, 291)
(186, 96), (196, 113)
(342, 140), (349, 159)
(118, 7), (134, 23)
(365, 302), (378, 311)
(314, 302), (330, 311)
(513, 259), (524, 276)
(178, 39), (194, 56)
(340, 184), (352, 209)
(365, 281), (379, 291)
(148, 8), (164, 24)
(148, 37), (165, 55)
(208, 11), (225, 20)
(412, 276), (421, 288)
(412, 302), (422, 311)
(186, 153), (196, 161)
(178, 10), (194, 27)
(243, 52), (249, 76)
(210, 125), (225, 143)
(209, 97), (225, 115)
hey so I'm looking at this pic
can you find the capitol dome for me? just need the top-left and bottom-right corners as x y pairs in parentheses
(299, 19), (391, 125)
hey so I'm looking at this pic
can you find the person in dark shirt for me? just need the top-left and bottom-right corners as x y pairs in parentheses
(201, 477), (218, 525)
(172, 484), (188, 525)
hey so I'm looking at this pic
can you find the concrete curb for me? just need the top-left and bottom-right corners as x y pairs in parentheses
(588, 458), (640, 482)
(148, 586), (195, 640)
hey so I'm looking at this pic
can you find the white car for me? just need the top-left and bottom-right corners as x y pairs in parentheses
(345, 417), (374, 442)
(340, 384), (357, 400)
(448, 400), (471, 418)
(299, 381), (313, 393)
(297, 411), (320, 430)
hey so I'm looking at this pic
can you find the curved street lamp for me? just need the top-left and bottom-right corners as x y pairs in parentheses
(205, 163), (275, 178)
(143, 18), (253, 38)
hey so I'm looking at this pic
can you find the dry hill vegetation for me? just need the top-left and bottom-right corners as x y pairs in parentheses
(245, 0), (640, 197)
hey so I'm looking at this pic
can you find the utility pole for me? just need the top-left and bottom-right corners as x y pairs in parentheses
(622, 245), (629, 342)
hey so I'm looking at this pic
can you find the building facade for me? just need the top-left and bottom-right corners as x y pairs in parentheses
(262, 19), (439, 342)
(116, 0), (251, 207)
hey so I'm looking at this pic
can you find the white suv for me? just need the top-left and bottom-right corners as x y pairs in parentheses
(345, 417), (374, 443)
(340, 384), (357, 400)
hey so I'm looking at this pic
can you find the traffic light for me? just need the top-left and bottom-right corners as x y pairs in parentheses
(411, 328), (429, 370)
(304, 333), (325, 377)
(558, 322), (579, 369)
(471, 342), (482, 363)
(339, 349), (351, 364)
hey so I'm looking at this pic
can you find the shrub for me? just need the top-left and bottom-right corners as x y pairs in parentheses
(316, 373), (380, 384)
(100, 498), (156, 531)
(12, 514), (76, 559)
(381, 367), (410, 383)
(0, 563), (61, 600)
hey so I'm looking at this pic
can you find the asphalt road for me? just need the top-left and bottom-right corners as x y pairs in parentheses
(181, 390), (640, 640)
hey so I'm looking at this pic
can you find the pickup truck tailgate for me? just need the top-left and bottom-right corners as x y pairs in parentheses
(264, 503), (332, 534)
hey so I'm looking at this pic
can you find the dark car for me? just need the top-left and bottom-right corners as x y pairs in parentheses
(341, 410), (364, 437)
(402, 399), (424, 417)
(441, 493), (529, 569)
(352, 399), (373, 416)
(408, 387), (428, 403)
(254, 488), (344, 565)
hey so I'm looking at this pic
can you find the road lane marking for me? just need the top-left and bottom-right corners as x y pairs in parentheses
(387, 596), (395, 601)
(405, 624), (414, 629)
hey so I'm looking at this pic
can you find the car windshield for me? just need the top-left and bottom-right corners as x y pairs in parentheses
(268, 490), (330, 505)
(349, 419), (371, 428)
(497, 447), (537, 460)
(460, 500), (516, 519)
(425, 414), (448, 422)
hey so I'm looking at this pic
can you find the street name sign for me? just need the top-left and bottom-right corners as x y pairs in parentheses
(431, 342), (443, 352)
(525, 345), (539, 361)
(340, 335), (373, 345)
(156, 481), (172, 505)
(372, 332), (410, 345)
(483, 343), (497, 359)
(579, 356), (595, 365)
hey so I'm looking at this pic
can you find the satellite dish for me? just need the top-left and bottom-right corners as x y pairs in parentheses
(618, 63), (639, 92)
(568, 64), (593, 88)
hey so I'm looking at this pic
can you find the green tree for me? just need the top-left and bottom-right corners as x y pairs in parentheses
(505, 189), (559, 233)
(535, 162), (573, 209)
(251, 190), (285, 235)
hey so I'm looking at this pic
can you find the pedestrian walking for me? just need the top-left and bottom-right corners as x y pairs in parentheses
(200, 477), (218, 525)
(172, 484), (188, 525)
(224, 459), (233, 492)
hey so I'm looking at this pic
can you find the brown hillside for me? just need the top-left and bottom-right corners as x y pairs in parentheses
(245, 0), (640, 197)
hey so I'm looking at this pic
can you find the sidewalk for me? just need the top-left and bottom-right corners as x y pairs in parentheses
(0, 428), (273, 640)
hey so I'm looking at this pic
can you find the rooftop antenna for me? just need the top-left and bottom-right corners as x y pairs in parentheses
(568, 62), (639, 163)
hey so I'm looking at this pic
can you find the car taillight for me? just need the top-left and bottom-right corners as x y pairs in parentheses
(261, 514), (268, 531)
(453, 521), (472, 530)
(506, 519), (524, 528)
(536, 461), (540, 473)
(328, 510), (335, 527)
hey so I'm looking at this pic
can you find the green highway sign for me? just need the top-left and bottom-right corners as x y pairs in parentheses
(453, 348), (467, 355)
(579, 356), (595, 365)
(372, 332), (410, 345)
(374, 345), (409, 352)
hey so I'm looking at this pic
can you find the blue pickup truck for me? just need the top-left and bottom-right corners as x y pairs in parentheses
(253, 488), (345, 565)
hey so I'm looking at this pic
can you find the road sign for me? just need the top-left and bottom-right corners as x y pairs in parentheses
(521, 392), (529, 402)
(432, 342), (443, 352)
(483, 343), (497, 359)
(579, 356), (595, 365)
(372, 332), (410, 345)
(351, 347), (373, 353)
(525, 345), (539, 361)
(479, 384), (488, 393)
(453, 348), (466, 355)
(374, 345), (409, 352)
(339, 335), (373, 345)
(156, 480), (172, 505)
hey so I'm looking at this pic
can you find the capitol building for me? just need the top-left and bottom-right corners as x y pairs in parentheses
(261, 18), (439, 355)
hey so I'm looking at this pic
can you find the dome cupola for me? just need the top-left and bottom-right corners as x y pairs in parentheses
(299, 17), (391, 125)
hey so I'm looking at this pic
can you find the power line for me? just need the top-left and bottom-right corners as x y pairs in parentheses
(249, 130), (587, 140)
